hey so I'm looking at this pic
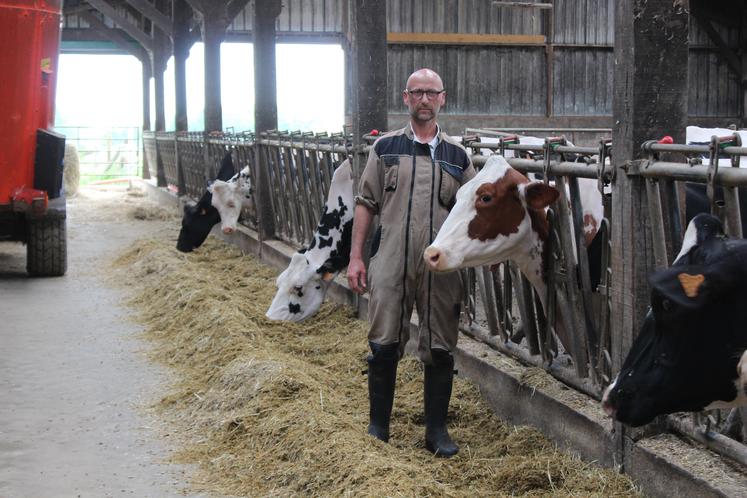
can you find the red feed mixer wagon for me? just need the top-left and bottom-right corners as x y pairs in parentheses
(0, 0), (67, 276)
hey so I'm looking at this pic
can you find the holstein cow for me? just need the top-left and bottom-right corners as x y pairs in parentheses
(266, 159), (354, 321)
(176, 152), (253, 252)
(209, 165), (253, 234)
(602, 213), (747, 426)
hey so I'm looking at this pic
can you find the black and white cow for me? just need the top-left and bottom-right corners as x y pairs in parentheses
(177, 152), (236, 252)
(209, 165), (253, 235)
(176, 152), (253, 252)
(602, 213), (747, 426)
(266, 160), (354, 321)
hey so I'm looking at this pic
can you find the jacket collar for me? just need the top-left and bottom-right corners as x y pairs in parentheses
(406, 122), (442, 146)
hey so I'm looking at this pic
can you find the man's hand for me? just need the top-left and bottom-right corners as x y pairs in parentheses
(347, 257), (367, 294)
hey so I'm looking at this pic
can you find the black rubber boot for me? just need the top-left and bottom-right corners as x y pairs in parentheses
(424, 349), (459, 457)
(367, 342), (399, 442)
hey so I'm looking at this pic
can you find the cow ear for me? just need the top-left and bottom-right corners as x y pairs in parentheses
(524, 182), (560, 209)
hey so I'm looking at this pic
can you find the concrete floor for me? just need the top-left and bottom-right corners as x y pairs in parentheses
(0, 187), (209, 498)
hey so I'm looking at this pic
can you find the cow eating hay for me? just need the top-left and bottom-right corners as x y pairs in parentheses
(110, 235), (639, 497)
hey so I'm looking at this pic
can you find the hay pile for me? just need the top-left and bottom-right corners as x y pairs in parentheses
(63, 143), (80, 196)
(112, 236), (641, 498)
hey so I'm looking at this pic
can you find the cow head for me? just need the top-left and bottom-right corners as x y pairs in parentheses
(176, 202), (220, 252)
(424, 155), (559, 273)
(265, 252), (335, 322)
(602, 216), (747, 426)
(208, 166), (253, 234)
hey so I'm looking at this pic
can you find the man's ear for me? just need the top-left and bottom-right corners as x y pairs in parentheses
(524, 182), (560, 210)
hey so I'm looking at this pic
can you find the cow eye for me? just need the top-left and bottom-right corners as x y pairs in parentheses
(661, 299), (671, 312)
(480, 194), (492, 203)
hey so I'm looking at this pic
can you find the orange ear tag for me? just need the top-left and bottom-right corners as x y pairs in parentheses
(322, 272), (335, 282)
(677, 273), (705, 298)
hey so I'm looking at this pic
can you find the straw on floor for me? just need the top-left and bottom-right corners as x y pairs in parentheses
(112, 235), (641, 498)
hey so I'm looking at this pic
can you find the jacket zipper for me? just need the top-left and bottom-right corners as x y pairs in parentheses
(426, 143), (438, 350)
(399, 141), (418, 345)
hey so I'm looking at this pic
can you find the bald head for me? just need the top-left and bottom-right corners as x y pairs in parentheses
(405, 68), (444, 91)
(403, 68), (446, 126)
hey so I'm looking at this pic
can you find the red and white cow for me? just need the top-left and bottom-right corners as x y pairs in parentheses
(424, 154), (589, 349)
(474, 135), (604, 247)
(266, 160), (354, 322)
(208, 166), (254, 235)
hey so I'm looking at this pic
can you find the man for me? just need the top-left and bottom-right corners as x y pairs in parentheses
(347, 68), (475, 457)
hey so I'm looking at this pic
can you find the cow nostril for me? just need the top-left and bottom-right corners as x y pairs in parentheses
(424, 248), (441, 266)
(601, 399), (617, 418)
(223, 227), (234, 234)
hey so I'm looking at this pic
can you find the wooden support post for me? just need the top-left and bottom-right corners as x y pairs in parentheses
(253, 0), (282, 240)
(612, 0), (689, 472)
(202, 18), (224, 133)
(141, 57), (152, 179)
(544, 3), (554, 118)
(173, 0), (192, 132)
(349, 0), (387, 183)
(742, 6), (747, 127)
(185, 0), (250, 132)
(151, 0), (171, 187)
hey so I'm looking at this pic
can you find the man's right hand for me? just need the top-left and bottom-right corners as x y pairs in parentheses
(347, 257), (367, 294)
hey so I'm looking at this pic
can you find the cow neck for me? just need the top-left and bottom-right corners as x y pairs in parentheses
(511, 209), (552, 312)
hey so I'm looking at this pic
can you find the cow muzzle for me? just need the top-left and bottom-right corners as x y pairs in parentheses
(600, 378), (619, 419)
(423, 246), (447, 271)
(222, 226), (235, 234)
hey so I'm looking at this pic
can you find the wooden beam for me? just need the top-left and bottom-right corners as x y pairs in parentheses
(695, 15), (741, 77)
(387, 32), (545, 46)
(691, 0), (743, 29)
(64, 4), (95, 15)
(122, 0), (173, 36)
(86, 0), (153, 51)
(227, 0), (250, 23)
(76, 9), (147, 60)
(491, 1), (553, 9)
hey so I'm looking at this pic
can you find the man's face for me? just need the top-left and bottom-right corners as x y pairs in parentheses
(403, 73), (446, 124)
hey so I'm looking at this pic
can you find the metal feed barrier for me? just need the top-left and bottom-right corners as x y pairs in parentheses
(143, 128), (747, 469)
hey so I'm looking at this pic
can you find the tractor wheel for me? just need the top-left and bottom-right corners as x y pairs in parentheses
(27, 217), (67, 277)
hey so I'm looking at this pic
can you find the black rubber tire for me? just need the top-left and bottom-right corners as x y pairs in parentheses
(27, 217), (67, 277)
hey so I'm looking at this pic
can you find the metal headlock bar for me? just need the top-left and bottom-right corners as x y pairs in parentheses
(150, 128), (747, 468)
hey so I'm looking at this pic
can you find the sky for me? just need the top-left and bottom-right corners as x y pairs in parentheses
(55, 43), (345, 134)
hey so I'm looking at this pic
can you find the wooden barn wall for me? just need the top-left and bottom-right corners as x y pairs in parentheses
(552, 49), (613, 115)
(553, 0), (614, 45)
(386, 0), (543, 34)
(388, 45), (546, 116)
(63, 0), (741, 121)
(229, 0), (345, 34)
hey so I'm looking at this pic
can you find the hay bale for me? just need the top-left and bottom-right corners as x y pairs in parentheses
(111, 237), (642, 498)
(63, 143), (80, 196)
